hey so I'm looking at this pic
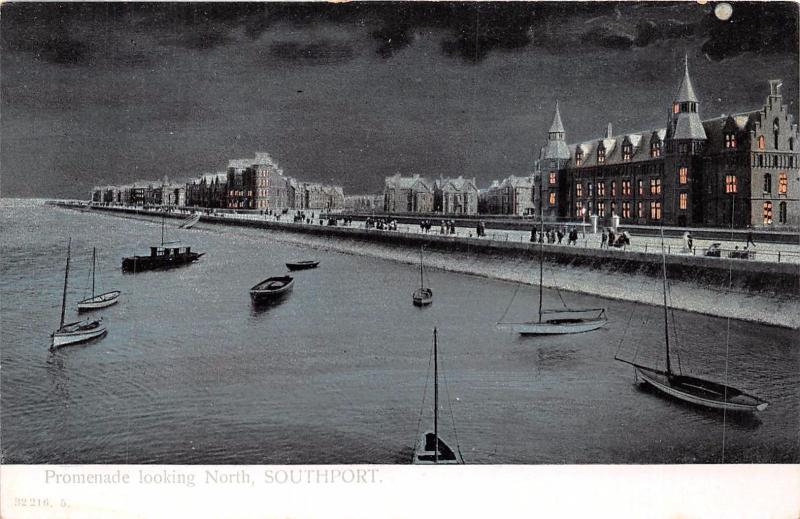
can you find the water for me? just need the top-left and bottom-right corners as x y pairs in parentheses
(1, 200), (797, 464)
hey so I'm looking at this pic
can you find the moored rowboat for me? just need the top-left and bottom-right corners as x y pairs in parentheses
(250, 276), (294, 303)
(286, 260), (319, 271)
(412, 287), (433, 306)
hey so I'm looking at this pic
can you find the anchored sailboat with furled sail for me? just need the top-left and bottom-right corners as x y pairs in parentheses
(615, 228), (768, 413)
(498, 102), (607, 335)
(51, 239), (107, 349)
(412, 328), (462, 464)
(77, 247), (121, 311)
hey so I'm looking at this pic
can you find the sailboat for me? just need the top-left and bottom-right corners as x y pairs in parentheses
(122, 210), (204, 272)
(413, 328), (462, 464)
(179, 213), (201, 229)
(77, 247), (121, 311)
(500, 174), (606, 335)
(412, 247), (433, 306)
(615, 229), (768, 412)
(51, 239), (107, 349)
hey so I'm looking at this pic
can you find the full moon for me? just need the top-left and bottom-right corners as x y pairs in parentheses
(715, 2), (733, 21)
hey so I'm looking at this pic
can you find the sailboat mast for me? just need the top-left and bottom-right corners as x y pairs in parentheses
(91, 247), (96, 297)
(659, 227), (671, 375)
(59, 238), (71, 329)
(433, 327), (438, 464)
(420, 247), (424, 289)
(161, 212), (165, 246)
(538, 169), (544, 323)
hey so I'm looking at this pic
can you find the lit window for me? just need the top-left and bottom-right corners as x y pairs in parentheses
(622, 201), (631, 218)
(611, 181), (617, 197)
(779, 173), (788, 194)
(622, 144), (632, 161)
(763, 201), (773, 225)
(678, 167), (688, 185)
(576, 202), (583, 217)
(588, 182), (594, 197)
(549, 172), (557, 185)
(549, 192), (556, 206)
(598, 182), (606, 197)
(637, 201), (643, 218)
(679, 192), (688, 210)
(597, 147), (605, 164)
(650, 178), (662, 195)
(650, 201), (662, 220)
(576, 184), (583, 197)
(650, 141), (661, 158)
(673, 103), (680, 114)
(725, 133), (737, 149)
(575, 150), (583, 166)
(758, 135), (765, 150)
(598, 202), (606, 217)
(763, 173), (772, 194)
(725, 175), (737, 193)
(638, 180), (644, 196)
(779, 201), (787, 223)
(610, 201), (616, 215)
(622, 180), (631, 196)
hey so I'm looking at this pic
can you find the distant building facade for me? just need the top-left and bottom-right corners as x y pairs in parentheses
(481, 176), (535, 215)
(434, 176), (479, 215)
(383, 174), (434, 213)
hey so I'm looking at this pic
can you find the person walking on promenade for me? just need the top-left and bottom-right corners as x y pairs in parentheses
(557, 229), (564, 244)
(601, 229), (608, 248)
(687, 232), (694, 252)
(608, 229), (616, 248)
(746, 227), (757, 248)
(530, 227), (536, 242)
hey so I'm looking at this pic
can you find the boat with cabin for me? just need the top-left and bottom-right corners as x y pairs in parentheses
(122, 212), (204, 272)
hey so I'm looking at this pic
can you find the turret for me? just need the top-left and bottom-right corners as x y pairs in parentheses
(666, 56), (707, 154)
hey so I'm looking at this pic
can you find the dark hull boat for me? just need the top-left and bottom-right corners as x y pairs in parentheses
(631, 366), (768, 412)
(616, 228), (768, 413)
(122, 246), (204, 272)
(412, 247), (433, 306)
(250, 276), (294, 303)
(286, 260), (319, 271)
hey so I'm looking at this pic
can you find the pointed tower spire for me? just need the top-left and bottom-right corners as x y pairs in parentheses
(549, 100), (565, 135)
(542, 101), (570, 160)
(676, 54), (698, 103)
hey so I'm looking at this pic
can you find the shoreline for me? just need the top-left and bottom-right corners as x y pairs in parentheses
(64, 204), (800, 329)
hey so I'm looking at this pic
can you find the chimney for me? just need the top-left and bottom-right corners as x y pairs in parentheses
(606, 123), (613, 139)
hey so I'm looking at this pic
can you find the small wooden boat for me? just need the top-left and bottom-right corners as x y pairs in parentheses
(413, 328), (462, 465)
(412, 247), (433, 306)
(78, 247), (121, 311)
(286, 260), (319, 271)
(250, 276), (294, 303)
(51, 238), (107, 349)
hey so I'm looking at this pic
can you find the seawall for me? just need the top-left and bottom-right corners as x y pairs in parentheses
(66, 204), (800, 329)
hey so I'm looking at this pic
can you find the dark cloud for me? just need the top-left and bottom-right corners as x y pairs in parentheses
(163, 29), (235, 51)
(581, 27), (634, 50)
(268, 40), (355, 65)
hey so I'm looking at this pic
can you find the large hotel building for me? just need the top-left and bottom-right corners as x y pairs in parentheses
(539, 59), (799, 229)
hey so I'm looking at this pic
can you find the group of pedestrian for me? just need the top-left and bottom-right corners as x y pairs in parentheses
(530, 226), (577, 245)
(438, 220), (456, 235)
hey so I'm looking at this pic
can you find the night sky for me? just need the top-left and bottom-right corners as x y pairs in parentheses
(1, 2), (797, 198)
